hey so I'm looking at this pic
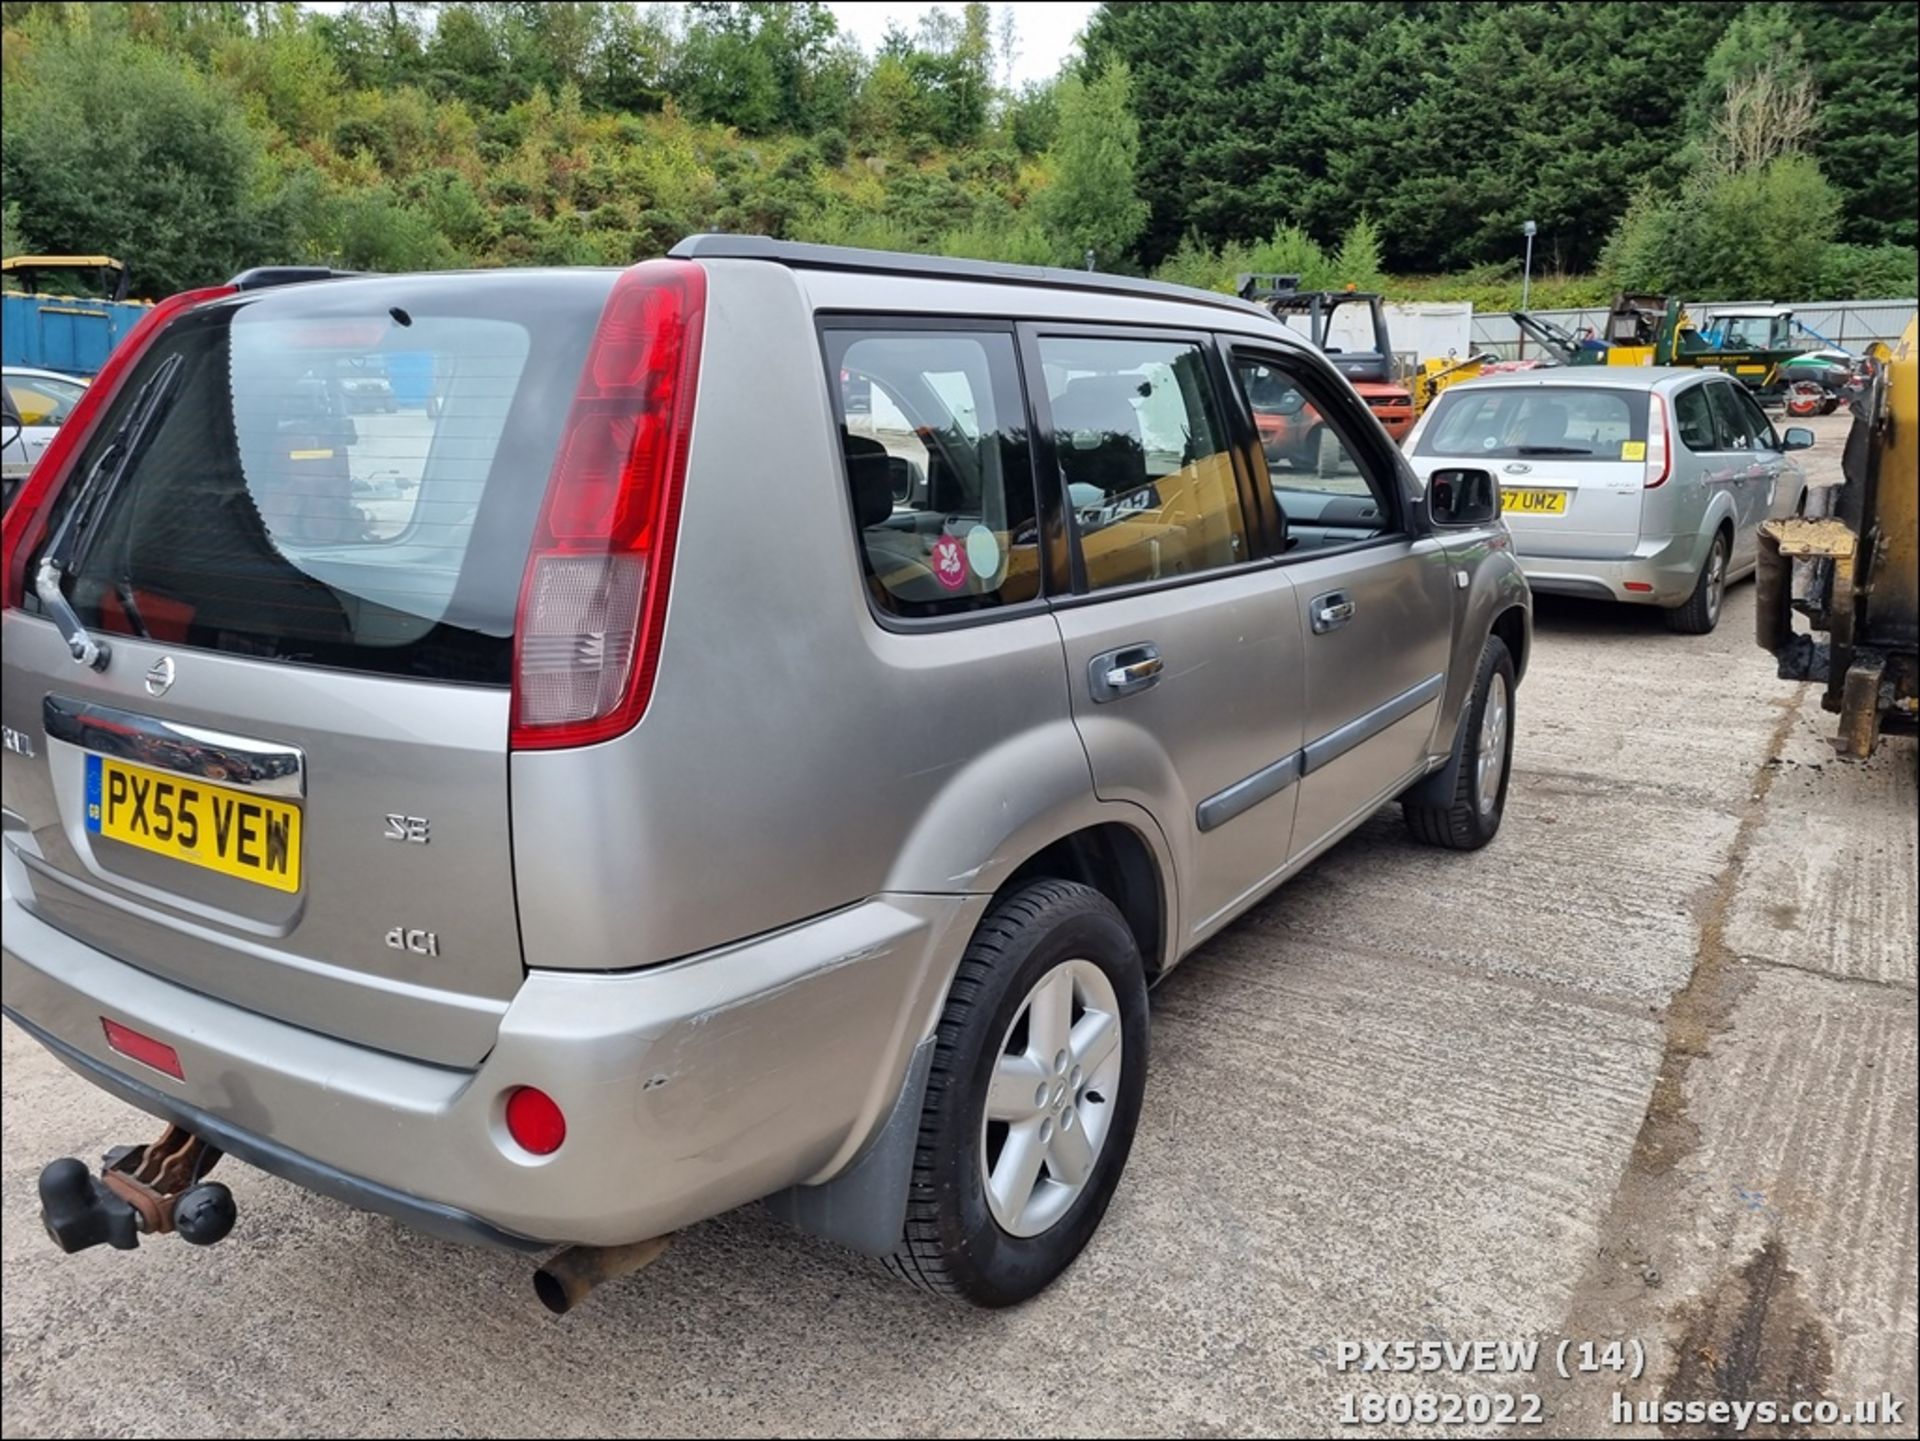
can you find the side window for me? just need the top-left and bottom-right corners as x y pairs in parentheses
(828, 328), (1039, 618)
(1705, 383), (1758, 451)
(1673, 385), (1716, 452)
(1734, 388), (1780, 451)
(1036, 334), (1248, 591)
(1230, 352), (1397, 547)
(7, 378), (81, 428)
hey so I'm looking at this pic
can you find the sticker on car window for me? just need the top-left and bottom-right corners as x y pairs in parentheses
(1621, 440), (1647, 461)
(965, 525), (1001, 582)
(930, 534), (968, 591)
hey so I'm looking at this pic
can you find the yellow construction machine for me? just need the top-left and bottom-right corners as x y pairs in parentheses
(1410, 349), (1500, 414)
(1756, 318), (1918, 758)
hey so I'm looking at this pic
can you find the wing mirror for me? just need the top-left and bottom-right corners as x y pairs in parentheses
(1780, 426), (1815, 452)
(1427, 467), (1501, 527)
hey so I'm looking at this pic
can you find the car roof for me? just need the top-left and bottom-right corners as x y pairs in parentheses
(1446, 366), (1727, 394)
(669, 233), (1275, 321)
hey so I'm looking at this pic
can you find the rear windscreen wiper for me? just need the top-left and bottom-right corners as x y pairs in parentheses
(1514, 445), (1594, 455)
(35, 353), (185, 670)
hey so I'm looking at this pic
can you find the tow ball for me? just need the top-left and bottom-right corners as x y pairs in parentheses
(38, 1123), (236, 1253)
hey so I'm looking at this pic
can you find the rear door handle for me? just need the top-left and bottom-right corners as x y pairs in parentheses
(1310, 590), (1355, 633)
(1089, 643), (1163, 702)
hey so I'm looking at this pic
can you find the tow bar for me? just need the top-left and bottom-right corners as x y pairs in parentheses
(38, 1122), (237, 1253)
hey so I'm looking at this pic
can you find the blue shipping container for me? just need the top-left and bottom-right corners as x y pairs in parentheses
(2, 290), (153, 377)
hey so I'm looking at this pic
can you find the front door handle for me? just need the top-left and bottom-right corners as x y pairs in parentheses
(1310, 590), (1355, 634)
(1089, 643), (1163, 703)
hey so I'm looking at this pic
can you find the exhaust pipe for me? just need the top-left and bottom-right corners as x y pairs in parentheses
(533, 1234), (673, 1315)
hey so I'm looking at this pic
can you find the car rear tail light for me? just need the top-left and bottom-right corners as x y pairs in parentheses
(3, 285), (235, 608)
(101, 1017), (184, 1080)
(510, 260), (706, 750)
(1643, 392), (1672, 488)
(503, 1086), (567, 1155)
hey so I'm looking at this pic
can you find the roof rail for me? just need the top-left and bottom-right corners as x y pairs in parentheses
(667, 234), (1270, 317)
(225, 266), (366, 291)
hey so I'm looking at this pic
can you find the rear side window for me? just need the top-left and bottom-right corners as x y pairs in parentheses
(1704, 383), (1758, 450)
(1037, 334), (1248, 591)
(1419, 387), (1648, 460)
(1734, 388), (1780, 451)
(827, 328), (1040, 619)
(1673, 385), (1717, 451)
(34, 275), (613, 683)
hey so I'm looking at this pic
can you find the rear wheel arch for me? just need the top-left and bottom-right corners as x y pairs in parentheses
(1001, 822), (1169, 980)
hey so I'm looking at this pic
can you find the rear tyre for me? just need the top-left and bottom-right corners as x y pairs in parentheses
(886, 880), (1148, 1307)
(1403, 635), (1514, 851)
(1665, 532), (1728, 635)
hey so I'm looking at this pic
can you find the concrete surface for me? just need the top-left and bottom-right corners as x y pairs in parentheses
(5, 415), (1914, 1438)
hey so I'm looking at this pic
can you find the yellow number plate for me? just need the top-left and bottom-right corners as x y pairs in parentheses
(86, 755), (302, 892)
(1502, 487), (1568, 515)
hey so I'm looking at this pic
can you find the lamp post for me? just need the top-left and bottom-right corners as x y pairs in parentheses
(1520, 219), (1537, 312)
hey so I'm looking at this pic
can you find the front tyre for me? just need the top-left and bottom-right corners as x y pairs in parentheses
(887, 880), (1149, 1307)
(1403, 635), (1515, 851)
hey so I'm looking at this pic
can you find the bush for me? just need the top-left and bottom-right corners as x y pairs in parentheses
(1816, 243), (1920, 299)
(815, 127), (850, 168)
(1602, 154), (1840, 300)
(1, 31), (280, 294)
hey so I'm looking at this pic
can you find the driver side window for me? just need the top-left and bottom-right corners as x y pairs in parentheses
(1230, 352), (1399, 549)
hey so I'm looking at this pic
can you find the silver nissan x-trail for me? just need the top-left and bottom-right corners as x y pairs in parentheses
(2, 238), (1529, 1309)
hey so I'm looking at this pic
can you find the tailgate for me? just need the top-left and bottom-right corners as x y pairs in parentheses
(1, 272), (614, 1067)
(1413, 384), (1651, 559)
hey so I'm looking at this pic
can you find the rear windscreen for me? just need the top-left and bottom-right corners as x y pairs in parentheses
(1417, 386), (1649, 461)
(32, 272), (614, 684)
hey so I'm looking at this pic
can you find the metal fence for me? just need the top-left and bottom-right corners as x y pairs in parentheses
(1470, 298), (1918, 360)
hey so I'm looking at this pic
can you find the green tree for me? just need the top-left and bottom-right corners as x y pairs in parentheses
(1034, 59), (1147, 269)
(1084, 1), (1801, 272)
(2, 30), (277, 293)
(1798, 2), (1919, 248)
(674, 1), (840, 136)
(1330, 216), (1384, 291)
(1602, 47), (1846, 305)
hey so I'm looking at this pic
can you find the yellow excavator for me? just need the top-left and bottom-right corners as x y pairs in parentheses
(1755, 318), (1918, 758)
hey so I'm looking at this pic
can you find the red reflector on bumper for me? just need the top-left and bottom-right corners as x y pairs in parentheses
(101, 1018), (184, 1079)
(1624, 581), (1655, 593)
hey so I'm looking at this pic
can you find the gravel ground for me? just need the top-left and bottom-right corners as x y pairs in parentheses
(4, 414), (1912, 1438)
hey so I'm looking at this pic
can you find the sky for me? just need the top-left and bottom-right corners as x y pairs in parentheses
(829, 3), (1097, 87)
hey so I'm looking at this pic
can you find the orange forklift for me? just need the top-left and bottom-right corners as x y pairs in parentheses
(1235, 273), (1416, 464)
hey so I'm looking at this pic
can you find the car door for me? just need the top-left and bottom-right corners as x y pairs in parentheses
(1030, 325), (1308, 943)
(1223, 346), (1456, 865)
(1703, 380), (1771, 570)
(1731, 384), (1804, 523)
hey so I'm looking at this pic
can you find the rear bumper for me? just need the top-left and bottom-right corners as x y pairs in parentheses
(1516, 532), (1703, 607)
(2, 864), (979, 1248)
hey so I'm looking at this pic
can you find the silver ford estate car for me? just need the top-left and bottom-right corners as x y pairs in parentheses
(1405, 368), (1813, 634)
(2, 239), (1530, 1309)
